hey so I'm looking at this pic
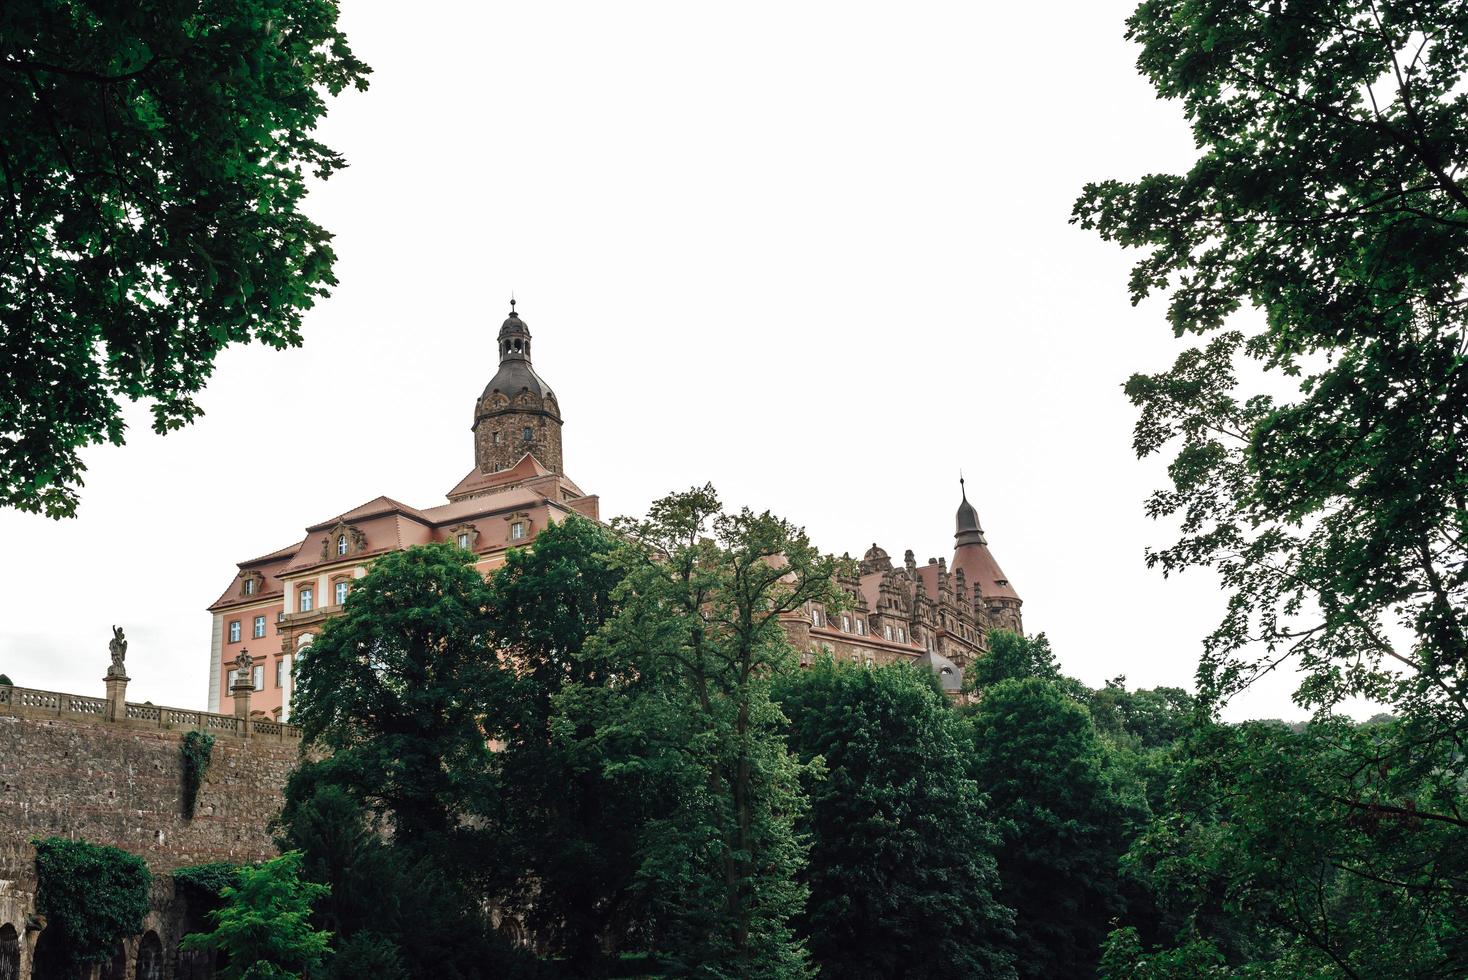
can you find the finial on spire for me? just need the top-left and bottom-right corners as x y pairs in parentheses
(959, 470), (967, 501)
(509, 294), (516, 313)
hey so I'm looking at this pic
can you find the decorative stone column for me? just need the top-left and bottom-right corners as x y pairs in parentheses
(103, 669), (129, 722)
(230, 648), (255, 738)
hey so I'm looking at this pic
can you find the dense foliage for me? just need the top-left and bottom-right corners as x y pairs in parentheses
(172, 861), (242, 900)
(560, 486), (845, 978)
(774, 657), (1015, 979)
(181, 729), (214, 819)
(969, 679), (1135, 978)
(0, 0), (369, 518)
(33, 837), (152, 971)
(1074, 2), (1468, 975)
(290, 542), (507, 865)
(1073, 0), (1468, 735)
(181, 850), (331, 980)
(482, 516), (645, 970)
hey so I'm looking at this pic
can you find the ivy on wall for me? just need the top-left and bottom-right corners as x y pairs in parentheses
(33, 837), (151, 971)
(172, 862), (241, 901)
(181, 730), (215, 819)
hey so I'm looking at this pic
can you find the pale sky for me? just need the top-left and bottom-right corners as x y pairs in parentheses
(1, 1), (1344, 722)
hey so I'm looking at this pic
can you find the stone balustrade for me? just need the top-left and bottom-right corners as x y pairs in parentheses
(0, 682), (299, 740)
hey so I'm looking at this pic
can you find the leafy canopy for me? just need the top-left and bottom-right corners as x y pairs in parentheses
(290, 542), (509, 861)
(482, 515), (646, 970)
(1073, 0), (1468, 727)
(0, 0), (368, 517)
(181, 850), (332, 980)
(774, 657), (1015, 980)
(969, 678), (1134, 979)
(561, 484), (845, 979)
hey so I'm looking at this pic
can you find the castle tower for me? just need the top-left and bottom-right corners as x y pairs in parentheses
(950, 477), (1023, 635)
(473, 302), (564, 474)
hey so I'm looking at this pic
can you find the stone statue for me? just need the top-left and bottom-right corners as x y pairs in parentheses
(233, 649), (254, 685)
(107, 625), (127, 677)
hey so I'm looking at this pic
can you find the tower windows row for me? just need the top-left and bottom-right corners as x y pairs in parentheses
(489, 427), (536, 445)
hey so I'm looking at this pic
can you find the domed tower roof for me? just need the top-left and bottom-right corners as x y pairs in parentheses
(481, 300), (558, 411)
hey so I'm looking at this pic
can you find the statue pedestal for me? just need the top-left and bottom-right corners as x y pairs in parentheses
(231, 677), (254, 738)
(103, 672), (129, 722)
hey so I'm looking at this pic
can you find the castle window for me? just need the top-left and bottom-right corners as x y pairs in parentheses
(856, 619), (866, 636)
(492, 431), (501, 444)
(841, 615), (851, 632)
(458, 533), (470, 549)
(337, 534), (348, 556)
(253, 616), (266, 639)
(228, 620), (241, 643)
(300, 588), (314, 613)
(243, 578), (255, 596)
(335, 581), (349, 606)
(897, 627), (905, 643)
(810, 608), (820, 627)
(522, 426), (533, 442)
(883, 624), (892, 641)
(511, 521), (526, 541)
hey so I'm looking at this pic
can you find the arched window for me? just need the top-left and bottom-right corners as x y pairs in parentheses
(0, 924), (19, 980)
(136, 932), (164, 980)
(336, 534), (348, 556)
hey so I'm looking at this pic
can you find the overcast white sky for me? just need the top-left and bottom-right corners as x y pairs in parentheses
(0, 1), (1353, 721)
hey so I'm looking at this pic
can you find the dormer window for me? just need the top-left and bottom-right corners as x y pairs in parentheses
(457, 533), (470, 549)
(337, 535), (348, 556)
(883, 625), (893, 641)
(243, 579), (255, 596)
(511, 521), (526, 541)
(841, 615), (851, 632)
(810, 609), (821, 627)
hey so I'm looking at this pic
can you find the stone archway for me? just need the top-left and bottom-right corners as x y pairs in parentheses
(98, 943), (128, 980)
(136, 931), (164, 980)
(28, 927), (62, 980)
(0, 925), (18, 980)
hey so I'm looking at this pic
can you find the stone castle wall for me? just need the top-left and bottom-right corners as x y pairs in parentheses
(0, 690), (299, 979)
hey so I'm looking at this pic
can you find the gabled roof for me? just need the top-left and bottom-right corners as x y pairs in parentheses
(307, 495), (430, 531)
(446, 453), (584, 502)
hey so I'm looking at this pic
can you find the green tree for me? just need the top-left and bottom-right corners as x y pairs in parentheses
(289, 543), (509, 865)
(1073, 0), (1468, 742)
(275, 781), (543, 980)
(0, 1), (369, 518)
(1119, 717), (1468, 978)
(773, 657), (1015, 980)
(562, 485), (843, 979)
(967, 629), (1060, 690)
(970, 678), (1133, 979)
(482, 515), (645, 973)
(181, 851), (331, 980)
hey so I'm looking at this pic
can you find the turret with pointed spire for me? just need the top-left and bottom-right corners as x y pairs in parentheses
(472, 301), (564, 475)
(949, 475), (1023, 634)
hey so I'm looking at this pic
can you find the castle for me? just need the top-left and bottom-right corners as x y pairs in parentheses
(206, 305), (1023, 716)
